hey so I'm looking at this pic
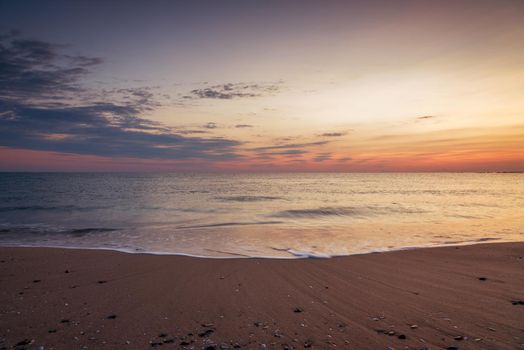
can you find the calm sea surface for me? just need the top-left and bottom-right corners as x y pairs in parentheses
(0, 173), (522, 258)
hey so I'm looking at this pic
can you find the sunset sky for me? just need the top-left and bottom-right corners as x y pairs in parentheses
(1, 0), (523, 171)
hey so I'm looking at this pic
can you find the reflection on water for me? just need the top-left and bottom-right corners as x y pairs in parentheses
(0, 173), (522, 258)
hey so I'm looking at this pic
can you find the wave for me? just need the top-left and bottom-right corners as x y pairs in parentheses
(0, 205), (110, 212)
(271, 205), (429, 218)
(272, 207), (360, 218)
(69, 228), (119, 235)
(215, 195), (283, 202)
(0, 226), (119, 236)
(271, 247), (332, 258)
(176, 221), (284, 229)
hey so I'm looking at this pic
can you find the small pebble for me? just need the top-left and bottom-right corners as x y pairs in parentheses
(16, 339), (32, 346)
(198, 329), (214, 337)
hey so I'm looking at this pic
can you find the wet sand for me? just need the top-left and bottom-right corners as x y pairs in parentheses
(1, 243), (523, 349)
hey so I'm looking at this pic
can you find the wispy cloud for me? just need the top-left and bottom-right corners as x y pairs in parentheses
(183, 82), (281, 100)
(313, 153), (332, 162)
(253, 141), (328, 152)
(319, 132), (347, 137)
(235, 124), (253, 128)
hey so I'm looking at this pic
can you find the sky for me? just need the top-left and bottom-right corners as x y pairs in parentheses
(0, 0), (523, 172)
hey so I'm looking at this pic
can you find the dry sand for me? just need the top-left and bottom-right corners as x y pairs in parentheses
(1, 243), (523, 349)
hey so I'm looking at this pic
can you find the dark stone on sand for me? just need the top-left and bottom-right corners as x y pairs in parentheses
(150, 341), (163, 347)
(511, 300), (524, 305)
(60, 319), (70, 323)
(203, 346), (217, 350)
(48, 329), (57, 333)
(254, 321), (263, 327)
(97, 280), (107, 284)
(304, 340), (313, 348)
(162, 338), (175, 344)
(106, 314), (117, 319)
(64, 270), (70, 273)
(15, 339), (32, 346)
(398, 334), (406, 339)
(32, 279), (41, 283)
(447, 347), (459, 350)
(293, 307), (303, 313)
(158, 333), (167, 338)
(478, 277), (487, 281)
(180, 341), (190, 346)
(198, 329), (214, 337)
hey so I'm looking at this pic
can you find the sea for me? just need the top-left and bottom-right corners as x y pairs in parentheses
(0, 173), (522, 258)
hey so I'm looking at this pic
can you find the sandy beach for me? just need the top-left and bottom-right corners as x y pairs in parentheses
(1, 243), (523, 350)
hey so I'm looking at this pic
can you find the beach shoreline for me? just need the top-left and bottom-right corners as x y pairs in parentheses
(1, 242), (523, 349)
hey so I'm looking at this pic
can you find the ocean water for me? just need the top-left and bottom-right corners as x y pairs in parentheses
(0, 173), (522, 258)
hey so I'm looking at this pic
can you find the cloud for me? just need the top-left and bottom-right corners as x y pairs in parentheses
(0, 100), (242, 160)
(253, 141), (328, 152)
(235, 124), (253, 128)
(249, 140), (329, 159)
(417, 115), (434, 120)
(272, 149), (306, 155)
(184, 82), (281, 100)
(319, 132), (347, 137)
(0, 32), (103, 103)
(0, 32), (243, 161)
(175, 129), (210, 135)
(100, 87), (162, 112)
(313, 153), (332, 162)
(203, 122), (217, 129)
